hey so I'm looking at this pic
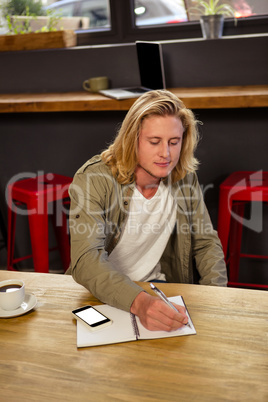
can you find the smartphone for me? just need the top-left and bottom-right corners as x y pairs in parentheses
(72, 305), (112, 331)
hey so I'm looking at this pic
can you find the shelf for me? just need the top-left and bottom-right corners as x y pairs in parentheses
(0, 85), (267, 113)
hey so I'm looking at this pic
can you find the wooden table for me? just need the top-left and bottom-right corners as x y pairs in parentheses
(0, 85), (267, 113)
(0, 271), (267, 402)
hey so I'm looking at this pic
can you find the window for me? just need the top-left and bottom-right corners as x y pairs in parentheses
(184, 0), (268, 21)
(44, 0), (111, 29)
(34, 0), (268, 44)
(45, 0), (268, 28)
(133, 0), (188, 26)
(79, 0), (110, 28)
(48, 3), (75, 18)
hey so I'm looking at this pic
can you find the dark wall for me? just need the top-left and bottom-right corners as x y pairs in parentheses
(0, 44), (139, 94)
(0, 111), (126, 269)
(163, 35), (268, 87)
(0, 35), (267, 94)
(1, 107), (267, 225)
(0, 34), (267, 281)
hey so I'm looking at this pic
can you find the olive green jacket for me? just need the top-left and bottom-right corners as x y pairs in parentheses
(68, 155), (227, 312)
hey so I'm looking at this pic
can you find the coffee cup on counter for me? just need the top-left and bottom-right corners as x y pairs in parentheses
(0, 279), (25, 311)
(83, 76), (109, 93)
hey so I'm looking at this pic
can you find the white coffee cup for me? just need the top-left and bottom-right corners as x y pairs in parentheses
(0, 279), (25, 311)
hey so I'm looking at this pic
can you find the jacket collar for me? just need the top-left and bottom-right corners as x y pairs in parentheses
(122, 179), (189, 216)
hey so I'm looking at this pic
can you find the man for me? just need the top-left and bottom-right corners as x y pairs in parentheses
(68, 90), (227, 332)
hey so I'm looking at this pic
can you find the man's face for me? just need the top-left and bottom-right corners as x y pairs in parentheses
(136, 114), (183, 184)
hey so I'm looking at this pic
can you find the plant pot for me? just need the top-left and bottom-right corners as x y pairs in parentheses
(200, 15), (224, 39)
(0, 30), (77, 52)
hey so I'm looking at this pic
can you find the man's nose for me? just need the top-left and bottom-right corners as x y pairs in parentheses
(159, 142), (170, 158)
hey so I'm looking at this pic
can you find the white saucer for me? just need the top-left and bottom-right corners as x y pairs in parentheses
(0, 293), (37, 318)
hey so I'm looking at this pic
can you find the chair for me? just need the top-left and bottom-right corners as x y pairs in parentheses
(7, 173), (72, 273)
(217, 171), (268, 289)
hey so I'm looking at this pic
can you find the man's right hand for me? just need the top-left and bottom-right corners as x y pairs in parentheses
(130, 291), (188, 331)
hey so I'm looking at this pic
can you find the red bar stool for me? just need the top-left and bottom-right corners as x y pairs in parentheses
(218, 171), (268, 289)
(7, 173), (72, 273)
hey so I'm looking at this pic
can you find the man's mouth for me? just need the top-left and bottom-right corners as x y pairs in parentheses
(155, 162), (170, 167)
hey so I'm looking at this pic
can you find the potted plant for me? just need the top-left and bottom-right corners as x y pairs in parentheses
(189, 0), (236, 39)
(0, 0), (80, 51)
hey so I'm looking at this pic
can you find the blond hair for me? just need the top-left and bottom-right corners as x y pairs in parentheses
(101, 90), (199, 184)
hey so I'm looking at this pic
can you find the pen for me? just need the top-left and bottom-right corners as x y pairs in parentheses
(150, 283), (191, 328)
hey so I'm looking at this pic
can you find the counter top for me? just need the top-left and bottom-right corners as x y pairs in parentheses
(1, 271), (267, 401)
(0, 85), (267, 113)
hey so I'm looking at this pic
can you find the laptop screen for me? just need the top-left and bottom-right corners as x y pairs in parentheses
(136, 41), (166, 90)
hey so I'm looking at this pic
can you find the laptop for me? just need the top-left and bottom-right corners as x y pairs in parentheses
(99, 41), (166, 100)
